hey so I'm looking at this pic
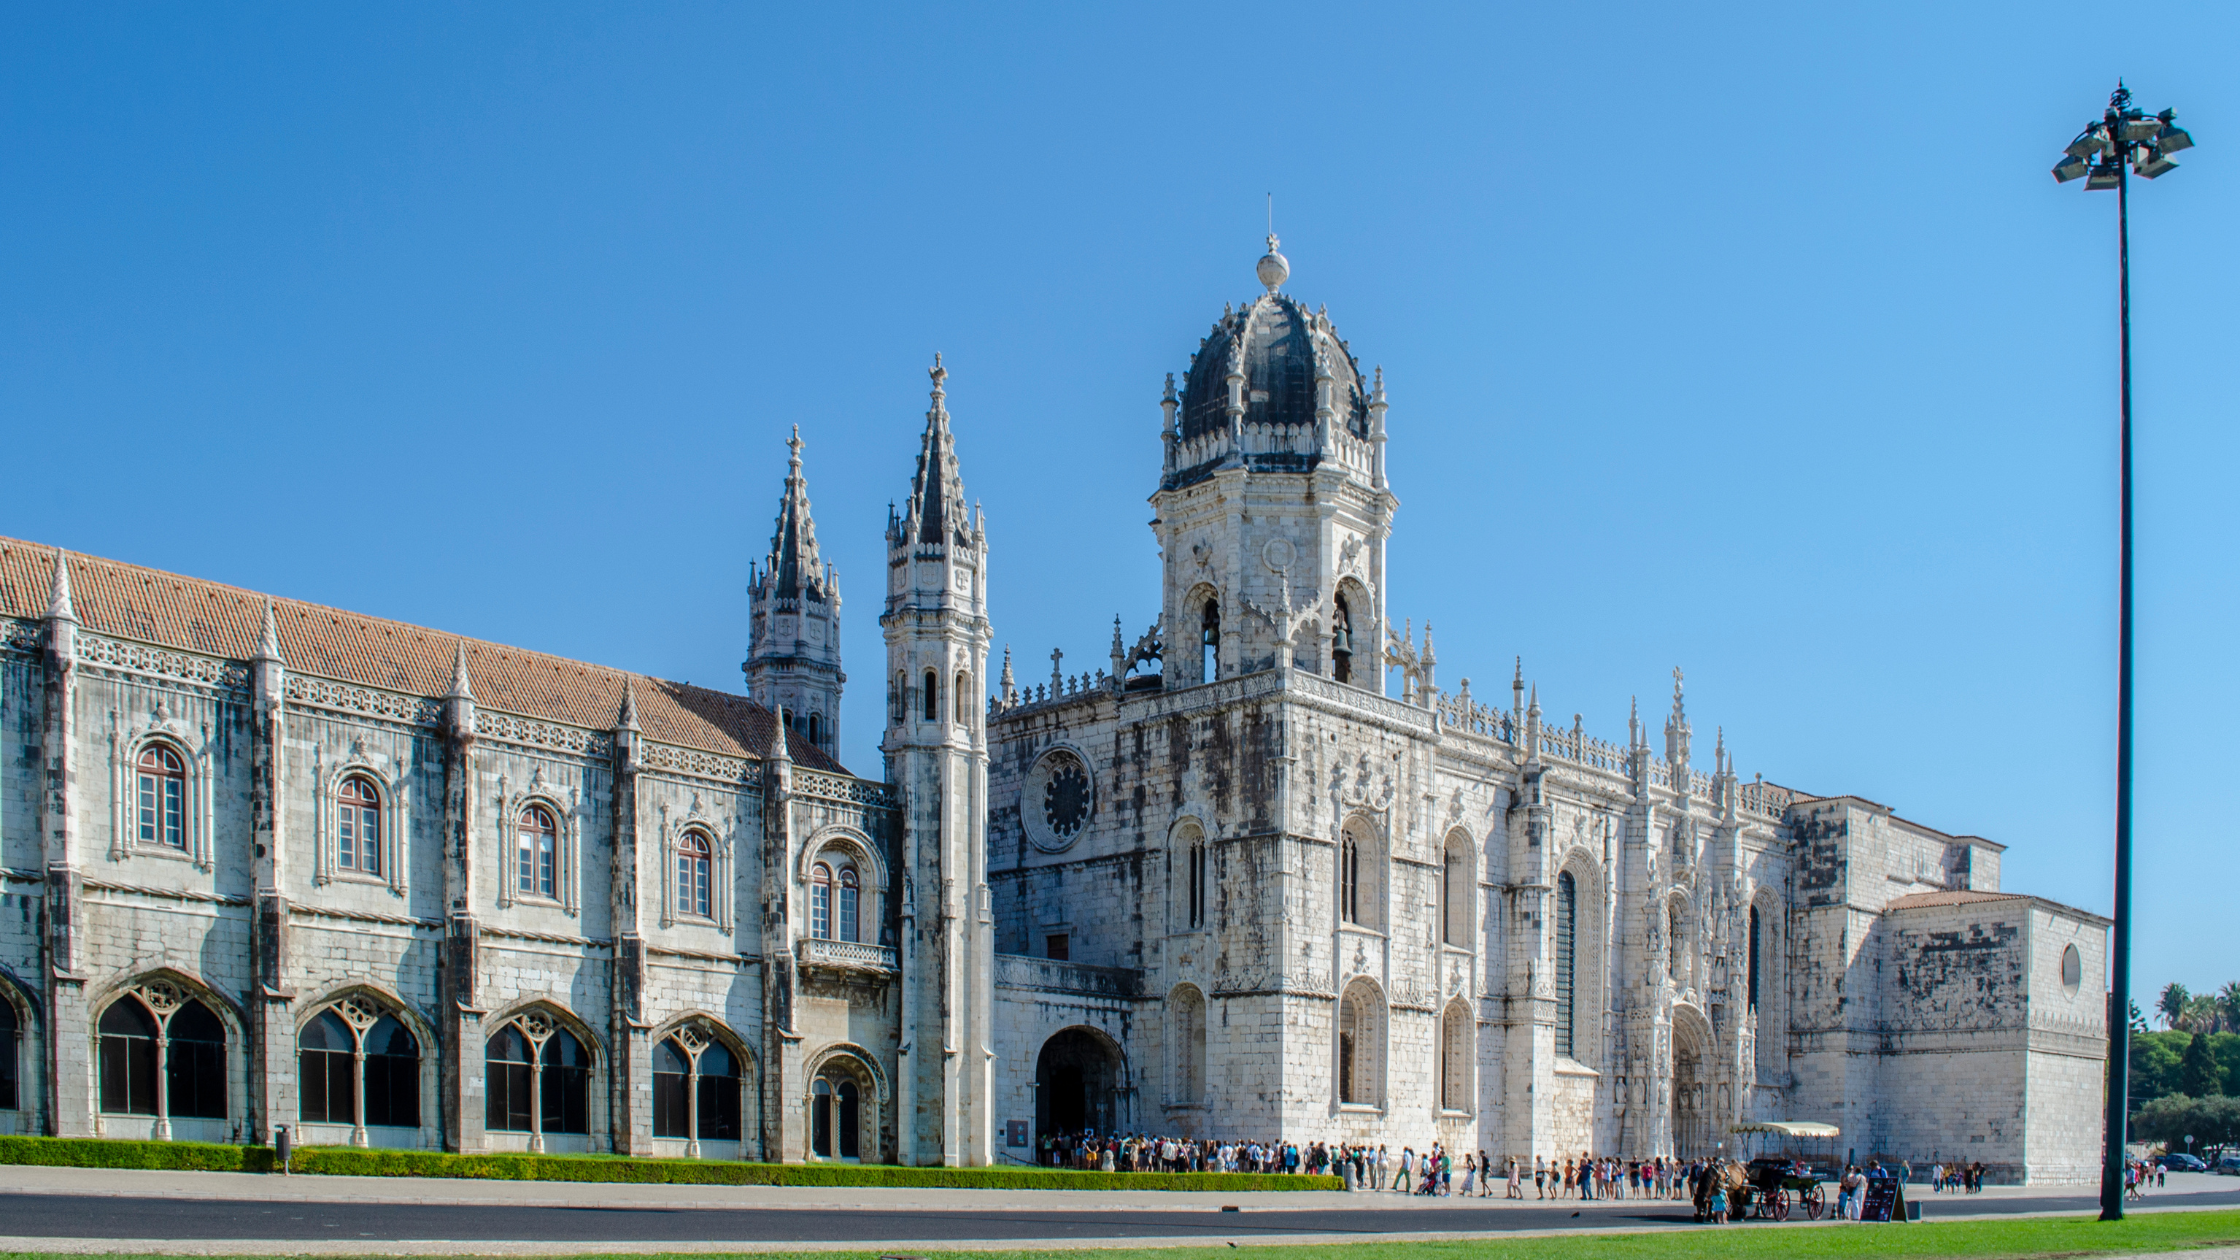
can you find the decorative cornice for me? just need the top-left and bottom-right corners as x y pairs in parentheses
(75, 632), (249, 692)
(286, 674), (444, 726)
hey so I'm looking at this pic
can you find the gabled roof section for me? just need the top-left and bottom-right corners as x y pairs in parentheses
(767, 425), (829, 600)
(905, 354), (971, 547)
(0, 536), (848, 774)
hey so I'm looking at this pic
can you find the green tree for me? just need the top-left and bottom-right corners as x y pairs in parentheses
(2215, 1033), (2240, 1098)
(2223, 982), (2240, 1034)
(2182, 1032), (2223, 1099)
(2132, 1031), (2187, 1103)
(2136, 1093), (2240, 1157)
(2161, 983), (2193, 1029)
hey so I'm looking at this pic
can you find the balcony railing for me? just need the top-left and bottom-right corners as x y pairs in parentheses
(797, 937), (898, 974)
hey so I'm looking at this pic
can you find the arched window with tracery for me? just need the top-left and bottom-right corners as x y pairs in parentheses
(518, 806), (557, 899)
(1554, 871), (1578, 1059)
(810, 1069), (863, 1160)
(137, 745), (187, 850)
(300, 998), (419, 1132)
(653, 1029), (741, 1151)
(338, 776), (381, 876)
(99, 986), (226, 1121)
(485, 1013), (590, 1139)
(1200, 599), (1221, 683)
(677, 831), (712, 919)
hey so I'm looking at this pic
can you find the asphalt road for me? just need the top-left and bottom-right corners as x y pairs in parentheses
(4, 1187), (2236, 1243)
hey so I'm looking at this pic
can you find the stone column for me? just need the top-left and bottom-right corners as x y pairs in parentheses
(41, 553), (92, 1138)
(608, 686), (651, 1154)
(439, 645), (483, 1152)
(249, 604), (294, 1144)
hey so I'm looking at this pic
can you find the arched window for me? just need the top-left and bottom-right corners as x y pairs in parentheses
(1172, 986), (1207, 1105)
(1442, 832), (1469, 946)
(1440, 1002), (1471, 1111)
(836, 866), (860, 943)
(891, 672), (905, 724)
(697, 1041), (741, 1141)
(811, 1077), (833, 1156)
(518, 806), (557, 899)
(1337, 980), (1384, 1107)
(337, 776), (381, 876)
(485, 1015), (589, 1136)
(677, 831), (712, 919)
(955, 672), (971, 725)
(1200, 600), (1220, 682)
(922, 670), (938, 721)
(1340, 830), (1360, 925)
(0, 997), (18, 1111)
(299, 1010), (355, 1124)
(653, 1038), (690, 1138)
(1187, 833), (1206, 929)
(1331, 593), (1354, 684)
(539, 1028), (590, 1134)
(806, 712), (820, 746)
(136, 745), (186, 849)
(1747, 905), (1761, 1010)
(363, 1015), (419, 1128)
(1554, 871), (1578, 1059)
(485, 1026), (533, 1132)
(100, 991), (227, 1121)
(98, 997), (160, 1116)
(810, 863), (833, 940)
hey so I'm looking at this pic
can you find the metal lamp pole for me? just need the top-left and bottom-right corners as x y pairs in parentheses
(2051, 82), (2193, 1224)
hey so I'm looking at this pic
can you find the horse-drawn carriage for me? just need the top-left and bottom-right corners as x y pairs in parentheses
(1689, 1121), (1838, 1222)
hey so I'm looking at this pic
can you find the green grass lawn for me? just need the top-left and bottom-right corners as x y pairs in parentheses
(1, 1207), (2235, 1260)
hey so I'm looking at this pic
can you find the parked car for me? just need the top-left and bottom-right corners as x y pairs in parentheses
(2216, 1154), (2240, 1176)
(2160, 1153), (2209, 1172)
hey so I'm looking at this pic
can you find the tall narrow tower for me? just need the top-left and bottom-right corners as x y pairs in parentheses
(881, 355), (994, 1166)
(744, 427), (844, 757)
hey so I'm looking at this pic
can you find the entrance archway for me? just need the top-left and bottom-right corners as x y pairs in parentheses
(1672, 1010), (1712, 1159)
(1035, 1026), (1125, 1143)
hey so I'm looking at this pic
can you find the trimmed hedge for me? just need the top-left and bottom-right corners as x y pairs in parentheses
(0, 1135), (1340, 1191)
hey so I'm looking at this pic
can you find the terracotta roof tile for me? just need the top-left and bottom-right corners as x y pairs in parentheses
(1881, 890), (2027, 911)
(0, 536), (847, 775)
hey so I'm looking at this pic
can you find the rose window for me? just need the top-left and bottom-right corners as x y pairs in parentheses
(1042, 759), (1089, 838)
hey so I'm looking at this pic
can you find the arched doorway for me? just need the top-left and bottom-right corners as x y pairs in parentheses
(1672, 1010), (1712, 1159)
(1035, 1027), (1124, 1143)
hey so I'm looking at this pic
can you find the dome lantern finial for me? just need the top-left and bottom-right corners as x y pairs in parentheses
(1257, 231), (1289, 294)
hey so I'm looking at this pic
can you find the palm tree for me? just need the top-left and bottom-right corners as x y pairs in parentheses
(2222, 981), (2240, 1035)
(2161, 983), (2193, 1030)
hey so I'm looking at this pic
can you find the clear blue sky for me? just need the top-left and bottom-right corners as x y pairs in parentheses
(5, 4), (2233, 1001)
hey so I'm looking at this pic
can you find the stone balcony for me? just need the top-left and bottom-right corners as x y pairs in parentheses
(796, 937), (898, 976)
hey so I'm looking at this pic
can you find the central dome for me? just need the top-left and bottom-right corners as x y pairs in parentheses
(1177, 247), (1368, 445)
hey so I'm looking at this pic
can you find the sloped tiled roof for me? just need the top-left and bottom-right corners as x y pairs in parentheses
(0, 536), (847, 775)
(1882, 890), (2027, 911)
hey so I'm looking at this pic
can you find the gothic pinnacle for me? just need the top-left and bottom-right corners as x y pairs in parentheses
(46, 547), (75, 622)
(446, 641), (474, 701)
(255, 598), (283, 663)
(616, 678), (640, 732)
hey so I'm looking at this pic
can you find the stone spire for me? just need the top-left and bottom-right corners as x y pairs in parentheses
(254, 598), (283, 664)
(447, 641), (475, 701)
(616, 678), (640, 732)
(999, 645), (1015, 705)
(767, 425), (830, 600)
(769, 701), (790, 765)
(46, 547), (75, 623)
(904, 354), (972, 547)
(1664, 666), (1691, 769)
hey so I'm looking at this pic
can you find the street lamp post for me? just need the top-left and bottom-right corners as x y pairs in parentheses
(2050, 82), (2194, 1224)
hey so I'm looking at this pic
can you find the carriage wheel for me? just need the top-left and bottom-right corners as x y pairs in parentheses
(1771, 1188), (1791, 1221)
(1804, 1185), (1825, 1220)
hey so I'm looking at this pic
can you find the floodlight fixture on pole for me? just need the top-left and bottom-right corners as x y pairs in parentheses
(2050, 81), (2196, 1224)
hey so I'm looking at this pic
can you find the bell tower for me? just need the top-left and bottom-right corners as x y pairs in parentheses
(744, 426), (844, 757)
(880, 355), (995, 1165)
(1150, 237), (1398, 692)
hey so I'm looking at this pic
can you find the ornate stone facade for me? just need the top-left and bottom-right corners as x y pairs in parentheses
(0, 237), (2106, 1180)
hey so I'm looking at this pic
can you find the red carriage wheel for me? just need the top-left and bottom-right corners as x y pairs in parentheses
(1771, 1188), (1791, 1221)
(1804, 1184), (1825, 1220)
